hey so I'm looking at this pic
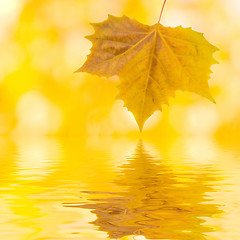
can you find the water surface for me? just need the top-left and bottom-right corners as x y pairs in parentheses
(0, 136), (239, 240)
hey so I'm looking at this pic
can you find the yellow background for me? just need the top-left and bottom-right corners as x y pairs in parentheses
(1, 2), (240, 239)
(0, 0), (240, 137)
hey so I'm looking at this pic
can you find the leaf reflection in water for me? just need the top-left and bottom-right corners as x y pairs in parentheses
(64, 141), (223, 240)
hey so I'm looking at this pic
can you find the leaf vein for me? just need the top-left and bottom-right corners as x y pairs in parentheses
(91, 31), (155, 67)
(161, 33), (209, 47)
(92, 37), (133, 46)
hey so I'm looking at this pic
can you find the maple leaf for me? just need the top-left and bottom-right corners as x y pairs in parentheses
(77, 14), (218, 131)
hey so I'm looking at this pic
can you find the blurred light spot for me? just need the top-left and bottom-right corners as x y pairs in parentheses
(223, 0), (240, 21)
(42, 0), (84, 29)
(0, 42), (26, 81)
(65, 31), (91, 73)
(169, 103), (220, 135)
(185, 136), (217, 163)
(0, 0), (19, 16)
(0, 0), (22, 39)
(15, 91), (62, 135)
(185, 104), (220, 135)
(88, 0), (124, 22)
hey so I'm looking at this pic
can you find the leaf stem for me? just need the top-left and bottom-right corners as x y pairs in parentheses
(158, 0), (167, 23)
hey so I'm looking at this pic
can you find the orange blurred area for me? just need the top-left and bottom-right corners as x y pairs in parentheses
(0, 0), (240, 137)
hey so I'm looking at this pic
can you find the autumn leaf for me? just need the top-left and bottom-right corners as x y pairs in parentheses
(77, 14), (218, 131)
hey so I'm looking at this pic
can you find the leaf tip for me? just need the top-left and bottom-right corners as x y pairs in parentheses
(74, 68), (82, 73)
(208, 95), (216, 104)
(85, 35), (93, 41)
(89, 22), (97, 27)
(108, 14), (120, 20)
(138, 124), (144, 132)
(136, 119), (145, 132)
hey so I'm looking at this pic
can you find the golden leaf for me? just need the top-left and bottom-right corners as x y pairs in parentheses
(77, 15), (218, 131)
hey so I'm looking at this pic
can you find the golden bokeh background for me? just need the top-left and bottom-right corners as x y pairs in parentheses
(0, 0), (240, 136)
